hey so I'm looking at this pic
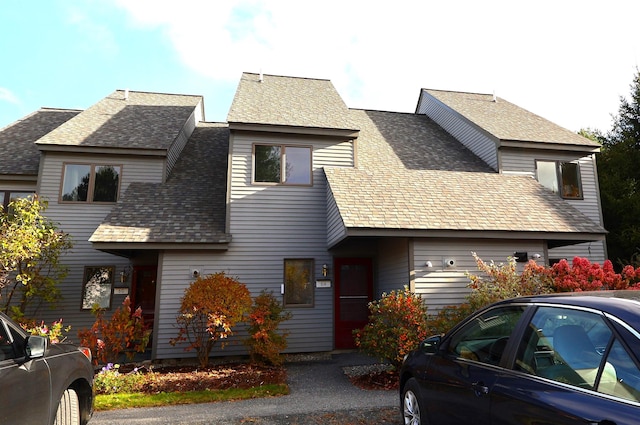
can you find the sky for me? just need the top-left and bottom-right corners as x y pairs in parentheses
(1, 0), (639, 134)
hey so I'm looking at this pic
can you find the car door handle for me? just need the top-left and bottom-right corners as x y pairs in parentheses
(471, 381), (489, 397)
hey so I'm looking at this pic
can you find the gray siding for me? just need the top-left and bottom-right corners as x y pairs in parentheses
(377, 238), (410, 297)
(155, 133), (355, 359)
(413, 239), (545, 311)
(500, 148), (606, 262)
(166, 103), (202, 178)
(417, 93), (498, 170)
(29, 151), (167, 339)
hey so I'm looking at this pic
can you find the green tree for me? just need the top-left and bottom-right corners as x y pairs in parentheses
(0, 195), (72, 319)
(598, 69), (640, 268)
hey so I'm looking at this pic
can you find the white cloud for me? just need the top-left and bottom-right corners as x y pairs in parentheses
(113, 0), (640, 131)
(0, 87), (20, 105)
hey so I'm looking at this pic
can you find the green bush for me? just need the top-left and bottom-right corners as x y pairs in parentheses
(94, 363), (147, 395)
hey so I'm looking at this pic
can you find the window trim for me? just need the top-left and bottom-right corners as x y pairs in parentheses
(535, 160), (584, 200)
(252, 144), (313, 186)
(60, 162), (122, 204)
(81, 265), (115, 310)
(283, 258), (315, 308)
(0, 191), (36, 212)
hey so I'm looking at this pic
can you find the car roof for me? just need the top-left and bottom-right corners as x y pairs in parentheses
(496, 290), (640, 331)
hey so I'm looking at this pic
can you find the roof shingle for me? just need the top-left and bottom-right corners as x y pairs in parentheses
(227, 73), (357, 131)
(0, 108), (80, 175)
(37, 90), (202, 150)
(90, 123), (230, 244)
(423, 89), (600, 147)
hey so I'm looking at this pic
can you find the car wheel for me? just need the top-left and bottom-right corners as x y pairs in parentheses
(54, 388), (80, 425)
(402, 378), (426, 425)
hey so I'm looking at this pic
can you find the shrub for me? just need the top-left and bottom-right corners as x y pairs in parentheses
(551, 257), (632, 291)
(78, 296), (151, 365)
(466, 252), (554, 310)
(245, 290), (292, 366)
(20, 318), (70, 344)
(170, 272), (252, 367)
(426, 303), (474, 336)
(354, 286), (429, 369)
(94, 363), (147, 395)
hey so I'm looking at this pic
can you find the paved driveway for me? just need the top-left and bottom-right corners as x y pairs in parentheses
(90, 352), (398, 424)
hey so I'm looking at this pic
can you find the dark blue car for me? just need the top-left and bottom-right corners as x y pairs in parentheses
(400, 290), (640, 424)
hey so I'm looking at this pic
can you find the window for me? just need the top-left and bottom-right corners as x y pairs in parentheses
(515, 307), (614, 390)
(253, 145), (312, 185)
(284, 259), (314, 307)
(0, 321), (16, 361)
(536, 160), (583, 199)
(61, 164), (121, 203)
(447, 305), (526, 365)
(81, 266), (114, 310)
(0, 191), (35, 212)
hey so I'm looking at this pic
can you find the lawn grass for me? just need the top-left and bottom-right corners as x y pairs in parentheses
(95, 383), (290, 411)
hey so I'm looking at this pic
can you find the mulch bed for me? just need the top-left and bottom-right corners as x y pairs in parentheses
(115, 360), (398, 394)
(119, 363), (287, 394)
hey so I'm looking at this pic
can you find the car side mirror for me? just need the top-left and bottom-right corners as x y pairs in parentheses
(420, 335), (442, 354)
(25, 335), (47, 359)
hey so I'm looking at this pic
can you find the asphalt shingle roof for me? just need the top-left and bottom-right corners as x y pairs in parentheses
(90, 123), (230, 244)
(0, 108), (80, 175)
(423, 89), (601, 147)
(325, 167), (603, 234)
(325, 107), (605, 235)
(37, 90), (202, 150)
(227, 73), (357, 131)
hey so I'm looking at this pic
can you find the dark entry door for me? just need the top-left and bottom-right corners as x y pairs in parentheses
(131, 266), (157, 331)
(334, 258), (373, 349)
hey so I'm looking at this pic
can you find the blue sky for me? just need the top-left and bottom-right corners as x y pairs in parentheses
(2, 0), (639, 133)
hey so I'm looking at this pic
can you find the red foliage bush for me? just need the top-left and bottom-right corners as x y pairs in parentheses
(170, 272), (251, 367)
(354, 286), (429, 369)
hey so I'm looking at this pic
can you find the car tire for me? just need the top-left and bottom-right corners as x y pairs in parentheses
(54, 388), (80, 425)
(402, 378), (426, 425)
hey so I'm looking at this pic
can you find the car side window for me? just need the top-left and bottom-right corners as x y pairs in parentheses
(514, 306), (613, 390)
(447, 306), (526, 366)
(598, 332), (640, 402)
(0, 322), (16, 361)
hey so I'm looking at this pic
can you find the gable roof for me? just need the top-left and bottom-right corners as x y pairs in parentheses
(36, 90), (202, 152)
(421, 89), (600, 149)
(325, 107), (606, 246)
(90, 122), (231, 249)
(0, 108), (80, 176)
(227, 73), (359, 137)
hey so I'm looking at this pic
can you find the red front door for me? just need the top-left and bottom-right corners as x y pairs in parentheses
(130, 266), (157, 331)
(334, 258), (373, 349)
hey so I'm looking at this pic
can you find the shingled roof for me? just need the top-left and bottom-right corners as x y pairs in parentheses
(37, 90), (202, 151)
(422, 89), (600, 148)
(0, 108), (80, 175)
(325, 107), (606, 243)
(227, 73), (358, 135)
(90, 123), (230, 246)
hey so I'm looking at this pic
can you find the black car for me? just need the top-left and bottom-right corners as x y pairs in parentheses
(0, 312), (94, 425)
(400, 290), (640, 424)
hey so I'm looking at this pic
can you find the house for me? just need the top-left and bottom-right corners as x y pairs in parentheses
(0, 73), (606, 359)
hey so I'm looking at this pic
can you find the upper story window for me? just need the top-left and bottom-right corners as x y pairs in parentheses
(0, 191), (35, 212)
(61, 164), (121, 203)
(253, 144), (312, 185)
(536, 160), (583, 199)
